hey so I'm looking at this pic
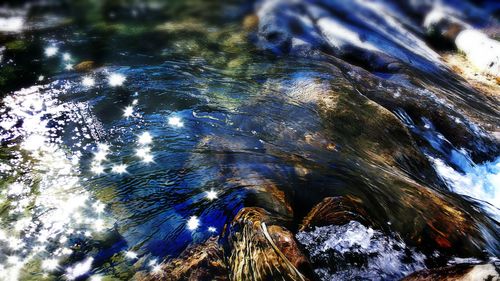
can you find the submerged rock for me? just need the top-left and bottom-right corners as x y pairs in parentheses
(135, 237), (228, 281)
(74, 60), (96, 72)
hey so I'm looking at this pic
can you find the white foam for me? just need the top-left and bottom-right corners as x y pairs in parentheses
(296, 221), (426, 280)
(431, 155), (500, 218)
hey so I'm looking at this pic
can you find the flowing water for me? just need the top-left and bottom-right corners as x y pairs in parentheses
(0, 0), (499, 280)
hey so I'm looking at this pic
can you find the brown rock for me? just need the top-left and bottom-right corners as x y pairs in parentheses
(74, 60), (96, 72)
(300, 196), (373, 231)
(401, 263), (499, 281)
(243, 14), (259, 31)
(135, 237), (228, 281)
(227, 207), (313, 281)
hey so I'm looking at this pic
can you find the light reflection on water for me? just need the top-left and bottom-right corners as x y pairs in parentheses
(1, 52), (285, 278)
(0, 83), (110, 280)
(0, 0), (499, 280)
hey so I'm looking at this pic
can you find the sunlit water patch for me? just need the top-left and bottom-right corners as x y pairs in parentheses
(0, 84), (110, 280)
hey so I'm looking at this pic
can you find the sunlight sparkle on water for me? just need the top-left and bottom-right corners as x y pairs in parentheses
(93, 201), (105, 213)
(136, 147), (151, 158)
(141, 154), (154, 163)
(97, 143), (110, 151)
(65, 257), (93, 280)
(125, 251), (138, 260)
(168, 116), (184, 128)
(41, 258), (59, 271)
(44, 46), (58, 57)
(187, 216), (200, 231)
(91, 164), (105, 175)
(208, 227), (217, 233)
(138, 131), (153, 145)
(111, 164), (127, 174)
(152, 264), (162, 274)
(205, 189), (218, 200)
(123, 106), (134, 118)
(93, 150), (107, 161)
(90, 275), (103, 281)
(136, 147), (154, 163)
(82, 76), (95, 87)
(62, 53), (71, 61)
(107, 73), (126, 87)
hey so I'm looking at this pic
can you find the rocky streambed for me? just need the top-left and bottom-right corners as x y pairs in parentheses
(0, 0), (499, 280)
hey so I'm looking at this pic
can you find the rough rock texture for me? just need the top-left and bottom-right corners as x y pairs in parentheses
(300, 196), (372, 231)
(227, 207), (313, 281)
(135, 237), (228, 281)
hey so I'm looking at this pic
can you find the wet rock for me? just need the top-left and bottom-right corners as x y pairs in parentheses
(74, 60), (96, 72)
(300, 196), (373, 231)
(194, 135), (294, 217)
(243, 14), (259, 31)
(135, 237), (228, 281)
(442, 52), (500, 101)
(296, 221), (426, 281)
(401, 263), (499, 281)
(227, 207), (313, 281)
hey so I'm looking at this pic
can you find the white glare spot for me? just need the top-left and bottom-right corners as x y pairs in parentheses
(62, 53), (71, 61)
(41, 258), (59, 271)
(107, 73), (126, 87)
(97, 143), (110, 152)
(132, 99), (138, 105)
(123, 106), (134, 118)
(93, 219), (105, 232)
(65, 64), (73, 70)
(90, 165), (104, 175)
(125, 251), (138, 260)
(7, 256), (20, 265)
(186, 216), (200, 231)
(0, 17), (24, 32)
(138, 132), (153, 145)
(90, 275), (103, 281)
(38, 75), (44, 81)
(93, 202), (105, 213)
(208, 227), (217, 233)
(205, 189), (218, 201)
(82, 76), (95, 87)
(111, 164), (127, 174)
(135, 147), (151, 158)
(65, 258), (93, 280)
(93, 150), (107, 161)
(168, 116), (184, 128)
(152, 264), (162, 274)
(45, 46), (58, 57)
(141, 154), (154, 163)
